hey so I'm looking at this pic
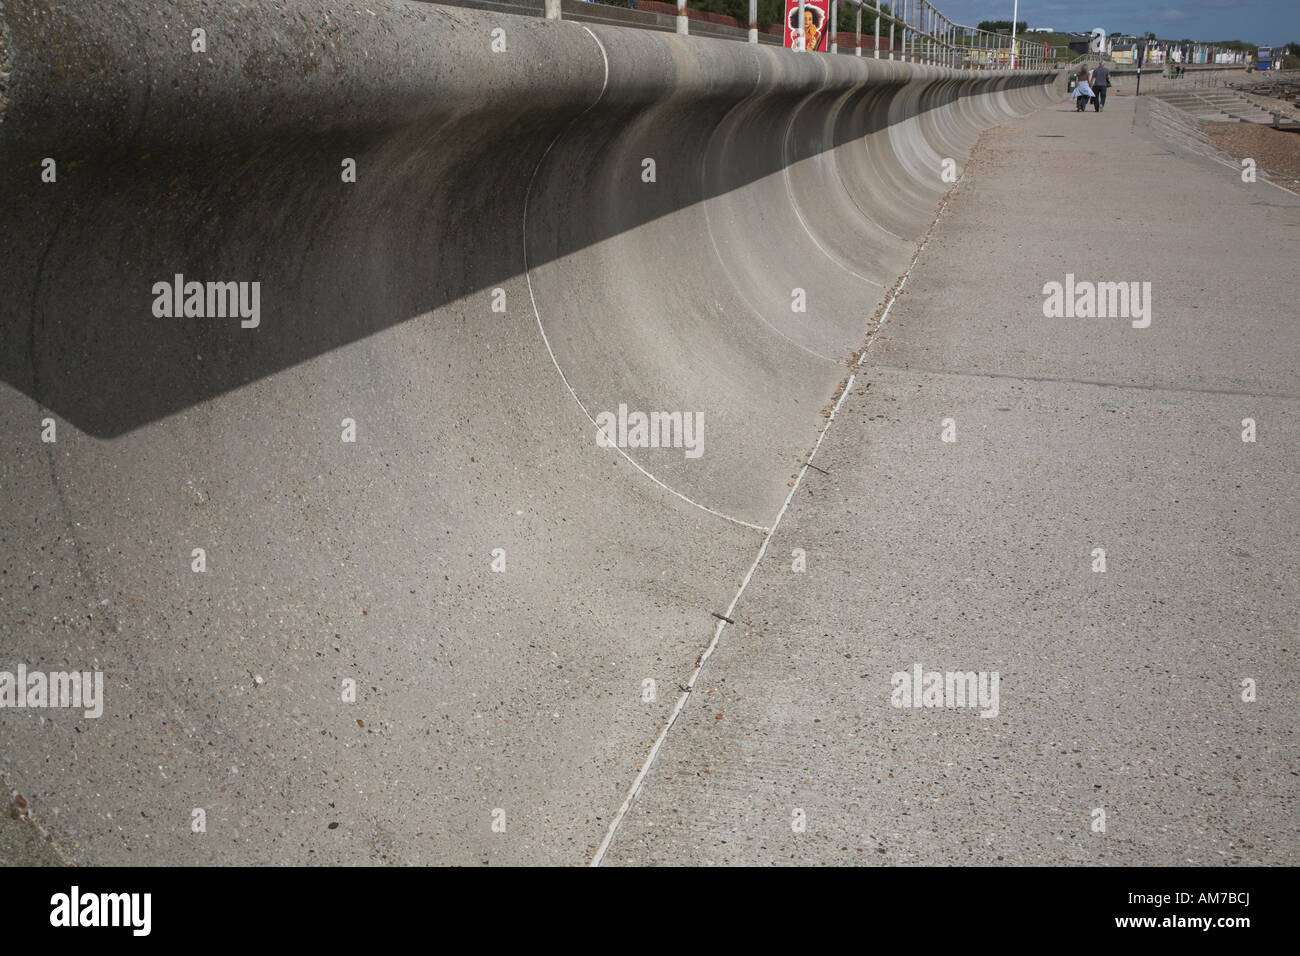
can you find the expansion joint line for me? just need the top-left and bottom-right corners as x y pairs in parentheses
(589, 169), (972, 867)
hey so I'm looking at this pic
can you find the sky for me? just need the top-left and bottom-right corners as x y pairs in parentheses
(936, 0), (1300, 45)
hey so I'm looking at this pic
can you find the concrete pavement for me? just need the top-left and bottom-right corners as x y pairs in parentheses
(600, 88), (1300, 864)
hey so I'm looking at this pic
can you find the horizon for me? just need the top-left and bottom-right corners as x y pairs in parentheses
(936, 0), (1300, 46)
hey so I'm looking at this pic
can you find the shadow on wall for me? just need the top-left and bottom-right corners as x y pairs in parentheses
(0, 0), (1055, 438)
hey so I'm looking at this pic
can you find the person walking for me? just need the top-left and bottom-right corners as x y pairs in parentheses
(1091, 62), (1111, 111)
(1072, 66), (1095, 112)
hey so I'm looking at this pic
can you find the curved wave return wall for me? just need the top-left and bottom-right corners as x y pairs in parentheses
(0, 0), (1059, 864)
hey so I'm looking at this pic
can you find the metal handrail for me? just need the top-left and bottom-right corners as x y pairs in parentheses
(526, 0), (1061, 70)
(772, 0), (1060, 70)
(438, 0), (1245, 72)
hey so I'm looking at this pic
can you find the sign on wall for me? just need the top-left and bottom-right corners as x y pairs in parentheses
(784, 0), (831, 52)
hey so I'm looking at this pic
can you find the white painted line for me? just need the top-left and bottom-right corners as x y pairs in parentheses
(700, 182), (843, 364)
(591, 168), (968, 866)
(522, 27), (772, 534)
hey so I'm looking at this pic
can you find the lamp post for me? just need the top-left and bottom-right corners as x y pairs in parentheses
(1009, 0), (1018, 69)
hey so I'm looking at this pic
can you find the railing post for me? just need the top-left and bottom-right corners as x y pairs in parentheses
(544, 0), (561, 20)
(913, 0), (919, 62)
(897, 0), (903, 61)
(748, 0), (757, 43)
(914, 1), (919, 63)
(677, 0), (688, 35)
(874, 2), (880, 59)
(925, 4), (932, 64)
(924, 3), (931, 64)
(918, 1), (924, 63)
(902, 0), (909, 61)
(913, 1), (919, 63)
(920, 2), (926, 63)
(830, 0), (837, 53)
(855, 3), (861, 57)
(910, 0), (916, 62)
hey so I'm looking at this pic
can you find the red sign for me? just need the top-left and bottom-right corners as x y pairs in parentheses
(783, 0), (831, 52)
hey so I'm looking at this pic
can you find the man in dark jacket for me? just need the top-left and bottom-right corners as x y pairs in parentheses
(1091, 63), (1111, 111)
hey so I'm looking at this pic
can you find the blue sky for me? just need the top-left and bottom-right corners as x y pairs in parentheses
(936, 0), (1299, 45)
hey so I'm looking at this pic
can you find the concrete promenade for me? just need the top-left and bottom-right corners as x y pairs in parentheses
(1, 0), (1293, 867)
(600, 88), (1300, 864)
